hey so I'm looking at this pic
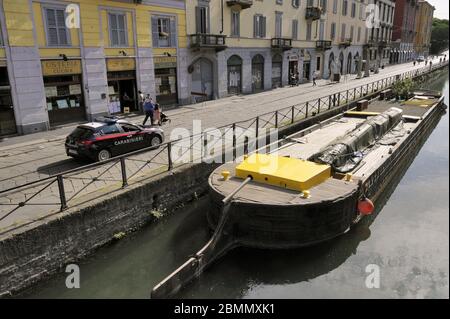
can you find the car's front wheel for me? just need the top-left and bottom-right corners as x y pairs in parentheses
(149, 135), (162, 148)
(97, 149), (111, 162)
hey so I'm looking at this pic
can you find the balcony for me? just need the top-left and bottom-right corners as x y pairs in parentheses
(316, 40), (332, 51)
(305, 7), (322, 20)
(226, 0), (253, 9)
(189, 34), (228, 52)
(271, 38), (293, 51)
(339, 38), (352, 48)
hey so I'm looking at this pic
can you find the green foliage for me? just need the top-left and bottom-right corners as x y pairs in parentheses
(392, 78), (414, 100)
(430, 18), (449, 55)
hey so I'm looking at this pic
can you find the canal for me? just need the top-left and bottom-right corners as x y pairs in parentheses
(24, 72), (449, 299)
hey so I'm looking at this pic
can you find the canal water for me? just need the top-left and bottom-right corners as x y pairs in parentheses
(24, 72), (449, 299)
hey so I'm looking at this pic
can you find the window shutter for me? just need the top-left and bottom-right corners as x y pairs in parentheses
(109, 14), (117, 46)
(151, 16), (159, 47)
(56, 10), (68, 45)
(262, 16), (266, 38)
(45, 9), (58, 46)
(195, 7), (201, 33)
(117, 14), (126, 46)
(170, 17), (177, 47)
(253, 15), (257, 38)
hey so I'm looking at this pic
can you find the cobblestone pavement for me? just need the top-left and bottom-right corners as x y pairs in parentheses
(0, 56), (447, 234)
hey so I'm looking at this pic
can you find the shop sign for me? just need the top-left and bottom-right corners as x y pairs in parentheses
(107, 58), (136, 72)
(154, 56), (177, 69)
(42, 60), (82, 76)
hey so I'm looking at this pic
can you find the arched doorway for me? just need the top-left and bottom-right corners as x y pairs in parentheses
(191, 57), (213, 102)
(347, 52), (352, 74)
(227, 55), (242, 95)
(339, 52), (344, 75)
(272, 54), (283, 88)
(328, 52), (335, 79)
(252, 54), (265, 93)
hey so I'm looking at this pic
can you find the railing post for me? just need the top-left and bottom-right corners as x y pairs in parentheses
(353, 87), (356, 100)
(120, 157), (127, 188)
(328, 95), (332, 110)
(337, 93), (340, 106)
(275, 110), (278, 128)
(318, 98), (321, 113)
(167, 142), (173, 171)
(232, 123), (236, 161)
(255, 116), (259, 150)
(346, 90), (349, 104)
(57, 175), (67, 211)
(291, 105), (295, 124)
(305, 101), (309, 117)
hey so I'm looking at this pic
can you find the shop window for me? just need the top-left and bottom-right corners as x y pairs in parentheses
(109, 13), (128, 47)
(44, 7), (70, 46)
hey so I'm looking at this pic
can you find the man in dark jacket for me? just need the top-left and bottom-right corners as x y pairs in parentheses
(142, 96), (155, 126)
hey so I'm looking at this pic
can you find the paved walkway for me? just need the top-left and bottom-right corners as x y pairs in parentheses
(0, 54), (447, 235)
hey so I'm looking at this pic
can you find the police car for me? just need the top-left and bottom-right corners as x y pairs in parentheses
(65, 117), (165, 162)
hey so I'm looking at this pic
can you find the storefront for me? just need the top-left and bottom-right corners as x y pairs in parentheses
(154, 56), (178, 107)
(42, 59), (85, 126)
(288, 54), (299, 85)
(272, 54), (283, 89)
(106, 58), (138, 114)
(251, 54), (264, 93)
(227, 55), (242, 95)
(0, 61), (16, 136)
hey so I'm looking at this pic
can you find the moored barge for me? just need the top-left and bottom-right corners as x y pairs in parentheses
(151, 91), (446, 298)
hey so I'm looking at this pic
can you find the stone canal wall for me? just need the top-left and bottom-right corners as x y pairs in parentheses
(0, 162), (218, 297)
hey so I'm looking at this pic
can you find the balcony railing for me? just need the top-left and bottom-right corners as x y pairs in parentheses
(339, 38), (352, 48)
(189, 34), (228, 52)
(305, 7), (322, 20)
(271, 38), (293, 51)
(316, 40), (332, 51)
(226, 0), (253, 9)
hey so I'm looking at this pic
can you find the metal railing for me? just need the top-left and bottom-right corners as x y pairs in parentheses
(0, 60), (447, 227)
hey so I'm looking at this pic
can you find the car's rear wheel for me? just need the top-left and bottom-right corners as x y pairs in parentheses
(150, 135), (162, 147)
(97, 149), (111, 162)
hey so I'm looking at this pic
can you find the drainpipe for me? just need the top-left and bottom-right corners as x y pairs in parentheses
(220, 0), (224, 34)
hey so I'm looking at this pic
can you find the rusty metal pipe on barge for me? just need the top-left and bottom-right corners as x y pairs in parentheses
(150, 176), (252, 299)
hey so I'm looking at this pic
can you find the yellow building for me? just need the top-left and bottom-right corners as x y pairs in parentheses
(0, 0), (186, 135)
(414, 0), (434, 58)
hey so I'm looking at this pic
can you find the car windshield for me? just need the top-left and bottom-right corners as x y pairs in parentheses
(70, 127), (94, 140)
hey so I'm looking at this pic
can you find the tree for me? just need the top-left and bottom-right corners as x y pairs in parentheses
(430, 18), (449, 55)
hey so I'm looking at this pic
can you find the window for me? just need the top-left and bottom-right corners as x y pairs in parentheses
(196, 6), (209, 33)
(99, 125), (120, 135)
(292, 0), (300, 8)
(307, 0), (313, 6)
(330, 22), (336, 40)
(316, 57), (321, 71)
(152, 16), (177, 47)
(0, 21), (3, 46)
(342, 0), (348, 16)
(357, 26), (361, 42)
(231, 11), (240, 36)
(254, 15), (266, 38)
(275, 12), (283, 38)
(277, 0), (283, 4)
(350, 25), (354, 40)
(109, 13), (127, 47)
(360, 2), (365, 20)
(351, 2), (356, 17)
(120, 123), (140, 132)
(306, 22), (312, 41)
(320, 0), (327, 13)
(341, 23), (346, 41)
(44, 7), (70, 46)
(292, 20), (298, 40)
(333, 0), (338, 14)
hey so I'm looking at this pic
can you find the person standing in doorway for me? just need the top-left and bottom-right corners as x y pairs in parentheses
(142, 96), (154, 126)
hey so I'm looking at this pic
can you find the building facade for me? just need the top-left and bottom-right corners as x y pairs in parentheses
(364, 0), (395, 69)
(322, 0), (367, 79)
(414, 0), (434, 58)
(391, 0), (418, 63)
(0, 0), (187, 136)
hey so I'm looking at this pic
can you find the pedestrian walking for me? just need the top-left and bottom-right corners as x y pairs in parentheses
(312, 73), (317, 86)
(154, 103), (162, 126)
(142, 96), (154, 126)
(413, 61), (416, 66)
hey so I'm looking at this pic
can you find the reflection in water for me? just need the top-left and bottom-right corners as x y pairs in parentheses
(23, 72), (449, 299)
